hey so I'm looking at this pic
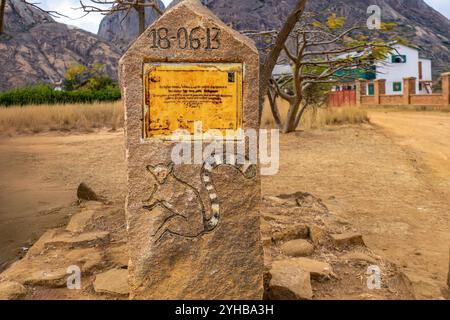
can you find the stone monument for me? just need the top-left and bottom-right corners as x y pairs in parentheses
(119, 0), (263, 299)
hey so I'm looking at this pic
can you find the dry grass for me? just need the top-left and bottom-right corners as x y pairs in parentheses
(262, 98), (370, 130)
(0, 101), (123, 135)
(0, 99), (369, 136)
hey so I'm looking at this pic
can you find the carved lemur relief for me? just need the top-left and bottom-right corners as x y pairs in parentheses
(142, 153), (257, 243)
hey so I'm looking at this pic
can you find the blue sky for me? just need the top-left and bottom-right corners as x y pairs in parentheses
(40, 0), (450, 34)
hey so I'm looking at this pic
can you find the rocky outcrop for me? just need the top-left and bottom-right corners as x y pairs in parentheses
(261, 193), (414, 299)
(97, 0), (165, 51)
(3, 0), (53, 33)
(0, 201), (128, 300)
(93, 269), (129, 296)
(0, 0), (122, 92)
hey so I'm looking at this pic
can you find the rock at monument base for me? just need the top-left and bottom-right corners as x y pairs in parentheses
(272, 224), (309, 243)
(65, 248), (105, 273)
(267, 260), (313, 300)
(331, 232), (365, 248)
(120, 0), (263, 299)
(339, 252), (377, 265)
(308, 225), (327, 246)
(107, 245), (129, 268)
(94, 269), (130, 296)
(400, 271), (444, 300)
(281, 258), (334, 280)
(44, 231), (110, 250)
(281, 239), (314, 257)
(66, 209), (96, 233)
(0, 281), (27, 300)
(22, 268), (68, 287)
(77, 183), (100, 202)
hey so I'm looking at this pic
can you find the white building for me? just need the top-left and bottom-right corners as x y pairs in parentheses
(274, 43), (433, 96)
(272, 64), (293, 79)
(372, 43), (432, 95)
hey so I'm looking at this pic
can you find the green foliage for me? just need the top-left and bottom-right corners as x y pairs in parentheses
(63, 63), (114, 91)
(0, 84), (121, 107)
(326, 13), (346, 29)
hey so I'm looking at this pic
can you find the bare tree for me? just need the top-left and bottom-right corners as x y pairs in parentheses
(257, 0), (308, 113)
(78, 0), (163, 36)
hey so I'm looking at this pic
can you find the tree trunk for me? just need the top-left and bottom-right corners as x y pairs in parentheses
(136, 2), (146, 36)
(267, 89), (282, 129)
(293, 104), (308, 129)
(0, 0), (6, 34)
(259, 0), (307, 117)
(282, 98), (302, 133)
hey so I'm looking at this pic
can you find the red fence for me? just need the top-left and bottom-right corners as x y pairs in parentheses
(328, 90), (356, 107)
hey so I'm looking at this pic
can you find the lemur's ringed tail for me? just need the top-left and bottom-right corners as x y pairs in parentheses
(201, 153), (256, 231)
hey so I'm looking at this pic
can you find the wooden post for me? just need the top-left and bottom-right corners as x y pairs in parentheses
(442, 72), (450, 106)
(356, 79), (366, 107)
(403, 77), (416, 105)
(373, 79), (385, 105)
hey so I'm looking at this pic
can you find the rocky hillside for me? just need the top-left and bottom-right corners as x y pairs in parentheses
(97, 0), (165, 51)
(168, 0), (450, 78)
(0, 0), (122, 92)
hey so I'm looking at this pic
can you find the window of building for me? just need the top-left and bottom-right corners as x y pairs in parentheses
(393, 82), (402, 92)
(392, 55), (407, 63)
(367, 83), (375, 96)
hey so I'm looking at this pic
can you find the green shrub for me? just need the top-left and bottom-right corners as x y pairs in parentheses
(0, 84), (121, 107)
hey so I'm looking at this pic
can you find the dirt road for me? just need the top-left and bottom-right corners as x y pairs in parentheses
(369, 110), (450, 185)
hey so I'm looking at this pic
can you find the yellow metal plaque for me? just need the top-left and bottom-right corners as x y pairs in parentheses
(143, 63), (243, 139)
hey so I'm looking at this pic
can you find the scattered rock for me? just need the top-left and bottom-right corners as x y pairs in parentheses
(265, 196), (291, 206)
(106, 245), (129, 268)
(286, 258), (335, 280)
(44, 231), (110, 250)
(94, 269), (129, 296)
(280, 239), (314, 257)
(0, 281), (27, 300)
(66, 209), (96, 233)
(272, 224), (309, 243)
(340, 252), (377, 265)
(293, 192), (328, 212)
(401, 271), (444, 300)
(77, 183), (100, 202)
(308, 225), (328, 246)
(81, 201), (105, 211)
(331, 232), (365, 248)
(65, 248), (105, 273)
(267, 260), (313, 300)
(23, 268), (68, 288)
(334, 216), (351, 226)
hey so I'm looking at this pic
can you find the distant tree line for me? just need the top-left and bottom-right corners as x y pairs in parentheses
(0, 64), (121, 106)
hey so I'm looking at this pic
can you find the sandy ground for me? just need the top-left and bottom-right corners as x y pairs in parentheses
(0, 131), (126, 271)
(369, 110), (450, 186)
(0, 110), (449, 293)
